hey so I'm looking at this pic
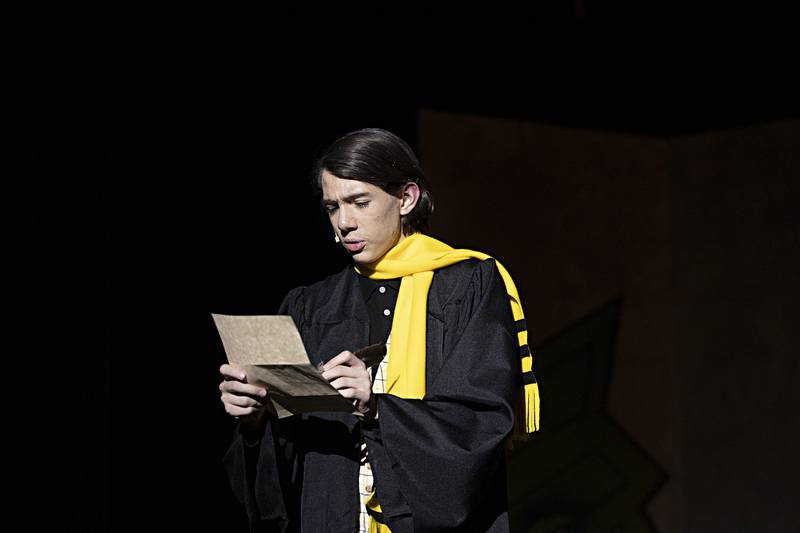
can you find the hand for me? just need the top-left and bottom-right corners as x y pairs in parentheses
(320, 350), (375, 417)
(219, 363), (269, 428)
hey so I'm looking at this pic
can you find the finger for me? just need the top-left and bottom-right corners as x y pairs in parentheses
(337, 388), (357, 399)
(220, 364), (247, 381)
(329, 376), (369, 392)
(220, 380), (268, 397)
(319, 350), (354, 370)
(321, 365), (367, 382)
(221, 393), (261, 408)
(221, 380), (268, 397)
(224, 404), (259, 417)
(321, 350), (363, 371)
(335, 388), (370, 404)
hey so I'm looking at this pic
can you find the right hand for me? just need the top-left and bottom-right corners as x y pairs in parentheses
(219, 364), (269, 426)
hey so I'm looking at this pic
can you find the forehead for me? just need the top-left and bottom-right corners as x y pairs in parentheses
(320, 170), (384, 199)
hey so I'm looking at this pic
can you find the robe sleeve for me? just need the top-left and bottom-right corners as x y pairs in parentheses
(222, 286), (306, 533)
(364, 258), (518, 531)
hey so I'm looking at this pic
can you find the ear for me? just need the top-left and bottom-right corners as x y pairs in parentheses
(399, 182), (421, 216)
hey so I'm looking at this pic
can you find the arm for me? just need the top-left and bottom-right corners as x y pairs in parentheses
(364, 259), (518, 530)
(220, 286), (306, 532)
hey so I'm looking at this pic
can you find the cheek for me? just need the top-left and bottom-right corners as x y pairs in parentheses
(378, 201), (401, 224)
(375, 207), (401, 240)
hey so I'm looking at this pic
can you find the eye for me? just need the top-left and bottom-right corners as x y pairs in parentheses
(355, 201), (370, 209)
(324, 205), (338, 214)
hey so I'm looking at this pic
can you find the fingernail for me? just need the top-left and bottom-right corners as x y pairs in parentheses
(240, 374), (246, 380)
(260, 389), (267, 397)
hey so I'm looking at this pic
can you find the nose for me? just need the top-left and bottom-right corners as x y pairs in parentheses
(336, 205), (358, 234)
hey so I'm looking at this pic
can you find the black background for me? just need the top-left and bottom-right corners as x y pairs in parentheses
(27, 3), (797, 531)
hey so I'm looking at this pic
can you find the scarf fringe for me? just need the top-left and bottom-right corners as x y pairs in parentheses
(525, 381), (540, 432)
(509, 364), (540, 449)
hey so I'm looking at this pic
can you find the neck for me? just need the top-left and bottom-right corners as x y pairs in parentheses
(395, 229), (408, 247)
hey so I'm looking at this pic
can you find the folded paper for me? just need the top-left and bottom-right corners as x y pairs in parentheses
(212, 314), (359, 418)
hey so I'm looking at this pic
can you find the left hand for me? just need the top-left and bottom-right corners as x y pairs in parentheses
(321, 350), (375, 417)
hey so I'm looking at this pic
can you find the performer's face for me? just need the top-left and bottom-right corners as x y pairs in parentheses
(321, 169), (419, 265)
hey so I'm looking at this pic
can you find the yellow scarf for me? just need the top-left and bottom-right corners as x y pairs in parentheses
(355, 233), (540, 531)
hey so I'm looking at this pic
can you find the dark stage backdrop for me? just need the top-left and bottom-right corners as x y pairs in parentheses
(55, 6), (799, 532)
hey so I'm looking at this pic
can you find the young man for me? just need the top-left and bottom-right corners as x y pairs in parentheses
(218, 128), (539, 532)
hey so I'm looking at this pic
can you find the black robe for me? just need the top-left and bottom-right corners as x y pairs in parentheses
(223, 257), (519, 532)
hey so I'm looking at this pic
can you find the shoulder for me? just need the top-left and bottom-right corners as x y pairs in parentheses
(433, 257), (503, 307)
(301, 264), (353, 299)
(278, 264), (355, 318)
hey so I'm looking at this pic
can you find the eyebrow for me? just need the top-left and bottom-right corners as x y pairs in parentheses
(321, 193), (371, 205)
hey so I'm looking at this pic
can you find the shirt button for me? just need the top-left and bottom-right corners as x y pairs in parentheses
(383, 309), (391, 316)
(378, 286), (386, 293)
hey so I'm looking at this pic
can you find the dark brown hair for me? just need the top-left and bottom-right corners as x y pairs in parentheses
(309, 128), (434, 235)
